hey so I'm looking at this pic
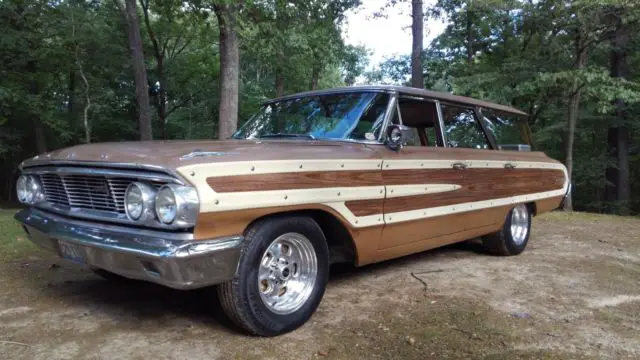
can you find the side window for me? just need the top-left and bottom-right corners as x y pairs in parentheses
(480, 109), (530, 148)
(440, 104), (489, 149)
(390, 106), (421, 146)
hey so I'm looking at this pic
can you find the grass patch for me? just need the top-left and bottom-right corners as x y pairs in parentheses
(0, 209), (42, 261)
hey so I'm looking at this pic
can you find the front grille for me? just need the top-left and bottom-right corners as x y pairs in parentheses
(38, 174), (147, 213)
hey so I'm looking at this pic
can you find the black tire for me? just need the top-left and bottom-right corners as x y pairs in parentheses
(217, 216), (329, 336)
(482, 204), (531, 256)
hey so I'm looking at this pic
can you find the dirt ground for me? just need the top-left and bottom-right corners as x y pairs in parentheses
(0, 211), (639, 360)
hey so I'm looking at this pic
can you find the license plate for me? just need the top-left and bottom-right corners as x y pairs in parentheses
(58, 240), (86, 264)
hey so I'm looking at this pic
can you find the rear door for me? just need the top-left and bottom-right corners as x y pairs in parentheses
(379, 100), (503, 251)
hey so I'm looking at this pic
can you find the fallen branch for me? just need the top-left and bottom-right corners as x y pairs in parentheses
(0, 340), (32, 347)
(410, 269), (445, 291)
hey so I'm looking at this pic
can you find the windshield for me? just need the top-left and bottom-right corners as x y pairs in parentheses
(232, 92), (390, 141)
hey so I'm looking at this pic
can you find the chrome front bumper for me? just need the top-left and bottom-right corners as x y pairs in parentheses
(15, 208), (243, 290)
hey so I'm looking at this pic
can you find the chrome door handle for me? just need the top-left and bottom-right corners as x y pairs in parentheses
(504, 163), (517, 169)
(452, 162), (467, 170)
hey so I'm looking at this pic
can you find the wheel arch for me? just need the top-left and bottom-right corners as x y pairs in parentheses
(244, 208), (358, 266)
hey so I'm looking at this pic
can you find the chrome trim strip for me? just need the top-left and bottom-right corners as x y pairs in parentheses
(264, 87), (395, 105)
(20, 160), (186, 185)
(21, 166), (182, 184)
(378, 92), (399, 142)
(15, 208), (243, 289)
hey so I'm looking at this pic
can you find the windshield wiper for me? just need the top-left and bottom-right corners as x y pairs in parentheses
(259, 133), (316, 140)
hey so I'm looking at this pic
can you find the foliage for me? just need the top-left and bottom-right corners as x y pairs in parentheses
(367, 0), (640, 214)
(0, 0), (364, 200)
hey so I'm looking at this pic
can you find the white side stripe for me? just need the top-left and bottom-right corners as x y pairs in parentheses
(384, 189), (566, 224)
(386, 184), (461, 198)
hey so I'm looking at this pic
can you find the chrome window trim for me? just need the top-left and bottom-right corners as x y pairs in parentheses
(434, 100), (448, 148)
(378, 92), (399, 143)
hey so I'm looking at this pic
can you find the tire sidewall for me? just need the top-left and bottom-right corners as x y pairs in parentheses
(237, 217), (329, 335)
(503, 205), (532, 254)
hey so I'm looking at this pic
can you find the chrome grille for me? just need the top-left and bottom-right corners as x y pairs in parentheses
(39, 174), (131, 212)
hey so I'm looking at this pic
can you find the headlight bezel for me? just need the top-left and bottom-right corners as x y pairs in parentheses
(124, 182), (157, 222)
(154, 184), (199, 227)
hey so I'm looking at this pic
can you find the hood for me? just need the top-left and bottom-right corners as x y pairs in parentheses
(22, 139), (381, 171)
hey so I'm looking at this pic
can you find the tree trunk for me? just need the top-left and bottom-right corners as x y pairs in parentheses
(214, 3), (240, 140)
(604, 15), (630, 214)
(466, 9), (473, 65)
(68, 70), (75, 118)
(27, 60), (47, 153)
(310, 63), (320, 91)
(157, 60), (167, 139)
(563, 37), (588, 211)
(122, 0), (152, 140)
(140, 0), (167, 139)
(275, 65), (285, 97)
(411, 0), (424, 88)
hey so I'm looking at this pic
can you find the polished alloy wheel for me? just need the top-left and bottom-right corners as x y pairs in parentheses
(510, 204), (529, 245)
(258, 232), (318, 315)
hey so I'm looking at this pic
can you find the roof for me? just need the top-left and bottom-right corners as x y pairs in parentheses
(266, 85), (528, 117)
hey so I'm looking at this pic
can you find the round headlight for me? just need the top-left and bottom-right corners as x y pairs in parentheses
(16, 175), (28, 203)
(155, 186), (177, 224)
(125, 182), (156, 221)
(24, 176), (44, 204)
(125, 184), (144, 220)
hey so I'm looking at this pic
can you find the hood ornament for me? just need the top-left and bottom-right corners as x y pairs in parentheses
(180, 151), (237, 160)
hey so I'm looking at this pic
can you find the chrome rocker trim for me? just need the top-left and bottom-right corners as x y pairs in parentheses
(15, 208), (243, 290)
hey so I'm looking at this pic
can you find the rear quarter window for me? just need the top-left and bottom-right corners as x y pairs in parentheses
(480, 109), (530, 149)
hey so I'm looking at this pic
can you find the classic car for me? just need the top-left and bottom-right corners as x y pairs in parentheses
(14, 85), (569, 336)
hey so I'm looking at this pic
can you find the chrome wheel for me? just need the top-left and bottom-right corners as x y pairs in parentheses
(258, 233), (318, 315)
(510, 204), (529, 245)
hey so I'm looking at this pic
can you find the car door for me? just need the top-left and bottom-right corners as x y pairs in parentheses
(378, 98), (505, 254)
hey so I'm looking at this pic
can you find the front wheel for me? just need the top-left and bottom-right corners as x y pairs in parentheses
(217, 216), (329, 336)
(482, 204), (531, 256)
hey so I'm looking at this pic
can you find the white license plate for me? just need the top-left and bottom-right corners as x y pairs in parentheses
(58, 240), (86, 264)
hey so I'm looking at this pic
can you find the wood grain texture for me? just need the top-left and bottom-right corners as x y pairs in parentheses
(383, 168), (565, 213)
(345, 199), (384, 216)
(207, 170), (383, 193)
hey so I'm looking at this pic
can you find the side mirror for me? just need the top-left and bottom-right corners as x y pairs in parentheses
(385, 124), (412, 151)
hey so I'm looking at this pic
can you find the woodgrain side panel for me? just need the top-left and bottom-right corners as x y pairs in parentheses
(379, 205), (511, 250)
(345, 199), (384, 216)
(382, 168), (565, 213)
(207, 170), (382, 193)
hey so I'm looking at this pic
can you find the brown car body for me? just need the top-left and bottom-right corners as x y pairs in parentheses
(14, 85), (569, 335)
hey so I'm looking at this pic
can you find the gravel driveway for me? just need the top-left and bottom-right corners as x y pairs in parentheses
(0, 212), (638, 359)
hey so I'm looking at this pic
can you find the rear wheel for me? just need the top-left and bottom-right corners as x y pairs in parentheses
(482, 204), (531, 256)
(217, 216), (329, 336)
